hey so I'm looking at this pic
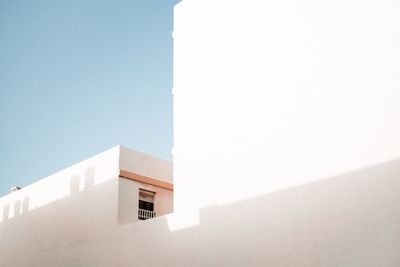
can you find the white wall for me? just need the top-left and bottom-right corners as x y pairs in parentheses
(2, 157), (400, 266)
(171, 0), (400, 265)
(117, 159), (400, 267)
(0, 146), (121, 223)
(0, 146), (173, 266)
(118, 178), (173, 224)
(119, 146), (172, 184)
(117, 145), (173, 224)
(173, 0), (400, 211)
(0, 147), (121, 265)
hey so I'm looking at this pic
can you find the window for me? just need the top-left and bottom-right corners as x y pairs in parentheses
(138, 189), (156, 220)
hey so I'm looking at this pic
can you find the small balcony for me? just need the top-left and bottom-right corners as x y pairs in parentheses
(138, 209), (156, 220)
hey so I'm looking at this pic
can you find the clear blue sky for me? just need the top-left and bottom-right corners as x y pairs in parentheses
(0, 0), (175, 196)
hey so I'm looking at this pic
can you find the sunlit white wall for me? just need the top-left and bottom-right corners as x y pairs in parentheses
(0, 146), (173, 266)
(0, 146), (120, 222)
(120, 146), (172, 184)
(0, 146), (173, 223)
(174, 0), (400, 211)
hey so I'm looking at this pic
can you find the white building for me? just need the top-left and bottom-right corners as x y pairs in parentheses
(2, 0), (400, 265)
(0, 146), (174, 266)
(173, 0), (400, 265)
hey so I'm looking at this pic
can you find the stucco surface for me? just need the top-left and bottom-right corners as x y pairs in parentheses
(1, 158), (400, 266)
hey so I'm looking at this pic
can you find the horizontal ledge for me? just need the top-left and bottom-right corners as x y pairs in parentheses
(119, 170), (173, 191)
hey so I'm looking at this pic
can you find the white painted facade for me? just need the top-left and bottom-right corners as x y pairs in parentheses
(0, 146), (173, 266)
(172, 0), (400, 265)
(2, 0), (400, 265)
(173, 0), (400, 212)
(1, 153), (400, 266)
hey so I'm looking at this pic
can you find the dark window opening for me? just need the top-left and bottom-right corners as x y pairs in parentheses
(138, 189), (156, 220)
(139, 200), (154, 211)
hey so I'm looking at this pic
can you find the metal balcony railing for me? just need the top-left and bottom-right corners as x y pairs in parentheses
(138, 209), (156, 220)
